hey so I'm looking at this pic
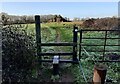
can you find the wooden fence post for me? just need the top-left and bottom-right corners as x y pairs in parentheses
(35, 15), (41, 65)
(93, 64), (107, 84)
(73, 25), (78, 63)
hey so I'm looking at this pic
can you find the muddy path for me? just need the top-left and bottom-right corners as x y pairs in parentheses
(36, 63), (75, 83)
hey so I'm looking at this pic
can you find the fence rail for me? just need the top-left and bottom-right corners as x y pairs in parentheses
(41, 42), (76, 46)
(40, 52), (73, 56)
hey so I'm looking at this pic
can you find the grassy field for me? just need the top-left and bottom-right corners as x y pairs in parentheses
(22, 22), (119, 83)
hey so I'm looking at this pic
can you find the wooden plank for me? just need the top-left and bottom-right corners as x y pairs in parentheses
(40, 59), (79, 63)
(41, 42), (76, 46)
(40, 52), (73, 56)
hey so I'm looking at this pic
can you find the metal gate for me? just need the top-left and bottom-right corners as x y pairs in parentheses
(78, 29), (120, 62)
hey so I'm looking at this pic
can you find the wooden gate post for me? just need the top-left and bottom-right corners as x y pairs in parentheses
(35, 15), (41, 65)
(73, 25), (78, 63)
(93, 64), (107, 84)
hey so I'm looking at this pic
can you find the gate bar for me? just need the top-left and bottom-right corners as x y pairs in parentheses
(79, 29), (82, 60)
(77, 29), (120, 32)
(103, 31), (107, 60)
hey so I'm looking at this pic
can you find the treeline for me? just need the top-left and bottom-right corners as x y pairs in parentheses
(81, 17), (119, 30)
(1, 12), (119, 30)
(0, 12), (70, 25)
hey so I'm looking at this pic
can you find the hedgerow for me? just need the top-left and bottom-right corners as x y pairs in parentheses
(2, 25), (36, 82)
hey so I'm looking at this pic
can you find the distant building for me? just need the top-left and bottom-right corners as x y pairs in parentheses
(48, 15), (70, 22)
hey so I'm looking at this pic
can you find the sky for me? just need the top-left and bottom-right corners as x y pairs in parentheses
(1, 2), (118, 19)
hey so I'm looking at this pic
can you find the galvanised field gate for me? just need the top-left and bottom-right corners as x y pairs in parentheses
(78, 30), (120, 62)
(35, 15), (120, 65)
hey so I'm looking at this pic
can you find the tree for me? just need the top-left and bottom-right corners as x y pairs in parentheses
(1, 14), (9, 26)
(21, 16), (27, 23)
(82, 19), (95, 28)
(26, 16), (34, 23)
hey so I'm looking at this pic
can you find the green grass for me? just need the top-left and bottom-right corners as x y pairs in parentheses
(24, 22), (120, 83)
